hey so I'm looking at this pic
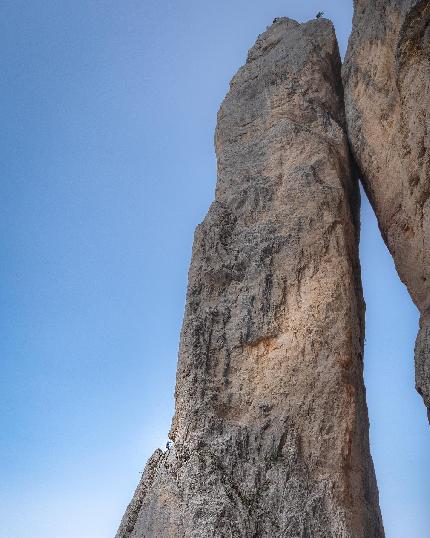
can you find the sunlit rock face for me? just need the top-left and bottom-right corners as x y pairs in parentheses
(343, 0), (430, 420)
(117, 18), (384, 537)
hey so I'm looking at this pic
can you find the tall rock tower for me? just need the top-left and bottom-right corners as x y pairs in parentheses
(343, 0), (430, 421)
(117, 18), (384, 537)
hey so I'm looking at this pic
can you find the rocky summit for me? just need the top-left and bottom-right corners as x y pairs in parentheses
(343, 0), (430, 421)
(116, 18), (384, 537)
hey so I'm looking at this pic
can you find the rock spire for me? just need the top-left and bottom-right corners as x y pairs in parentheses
(117, 18), (384, 537)
(343, 0), (430, 420)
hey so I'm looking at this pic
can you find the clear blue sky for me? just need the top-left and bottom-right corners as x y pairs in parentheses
(1, 1), (429, 537)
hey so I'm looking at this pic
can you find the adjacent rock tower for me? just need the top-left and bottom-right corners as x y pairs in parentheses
(117, 18), (384, 537)
(343, 0), (430, 420)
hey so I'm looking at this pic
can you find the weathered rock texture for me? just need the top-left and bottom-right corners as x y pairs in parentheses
(117, 18), (384, 537)
(343, 0), (430, 420)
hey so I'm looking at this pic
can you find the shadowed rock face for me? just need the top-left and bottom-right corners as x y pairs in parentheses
(117, 18), (384, 537)
(343, 0), (430, 421)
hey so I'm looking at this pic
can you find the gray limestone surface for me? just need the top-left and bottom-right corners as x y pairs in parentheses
(343, 0), (430, 420)
(117, 18), (384, 537)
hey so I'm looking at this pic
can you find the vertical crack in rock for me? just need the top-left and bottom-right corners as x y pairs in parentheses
(117, 17), (384, 537)
(343, 0), (430, 421)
